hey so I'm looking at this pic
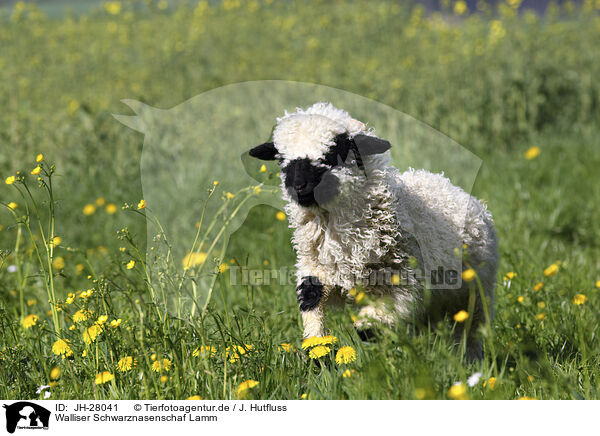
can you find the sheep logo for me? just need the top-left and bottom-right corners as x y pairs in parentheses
(2, 402), (50, 433)
(115, 81), (492, 357)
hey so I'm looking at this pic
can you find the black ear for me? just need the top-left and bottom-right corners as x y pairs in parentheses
(249, 142), (278, 161)
(353, 134), (391, 156)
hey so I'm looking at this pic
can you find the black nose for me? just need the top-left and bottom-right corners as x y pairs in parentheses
(294, 181), (308, 191)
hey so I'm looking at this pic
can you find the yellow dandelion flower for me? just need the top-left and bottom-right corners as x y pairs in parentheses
(517, 296), (525, 303)
(225, 192), (235, 199)
(105, 203), (118, 214)
(7, 202), (18, 210)
(448, 383), (468, 400)
(483, 377), (497, 390)
(226, 344), (254, 362)
(22, 314), (39, 329)
(52, 257), (65, 270)
(536, 313), (546, 321)
(151, 358), (172, 372)
(150, 353), (157, 361)
(95, 371), (114, 385)
(300, 393), (307, 399)
(5, 176), (15, 185)
(573, 294), (587, 305)
(504, 272), (516, 281)
(50, 236), (62, 246)
(543, 263), (559, 277)
(275, 211), (286, 221)
(355, 291), (365, 303)
(82, 349), (87, 357)
(83, 204), (96, 216)
(52, 339), (72, 357)
(117, 356), (135, 372)
(160, 375), (168, 383)
(73, 309), (91, 323)
(236, 380), (259, 398)
(68, 325), (75, 331)
(27, 299), (36, 306)
(126, 260), (135, 269)
(96, 315), (108, 325)
(524, 146), (541, 160)
(213, 180), (219, 186)
(95, 197), (106, 206)
(110, 319), (122, 328)
(192, 345), (216, 358)
(453, 310), (469, 322)
(308, 345), (330, 359)
(533, 282), (544, 292)
(462, 268), (476, 282)
(335, 346), (357, 365)
(137, 199), (146, 210)
(596, 280), (600, 289)
(279, 343), (295, 353)
(342, 369), (356, 378)
(186, 395), (203, 400)
(50, 367), (61, 380)
(83, 324), (102, 345)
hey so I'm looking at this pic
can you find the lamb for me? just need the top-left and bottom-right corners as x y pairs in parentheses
(248, 102), (498, 361)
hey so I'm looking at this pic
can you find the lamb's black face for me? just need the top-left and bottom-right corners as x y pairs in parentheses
(249, 132), (392, 208)
(282, 133), (356, 207)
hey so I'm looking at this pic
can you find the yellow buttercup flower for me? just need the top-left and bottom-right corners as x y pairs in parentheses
(182, 251), (207, 270)
(517, 296), (525, 303)
(83, 204), (96, 216)
(278, 343), (295, 352)
(110, 319), (122, 328)
(53, 257), (65, 270)
(105, 203), (118, 214)
(596, 280), (600, 289)
(342, 369), (356, 378)
(192, 345), (216, 358)
(453, 310), (469, 322)
(31, 166), (41, 175)
(52, 339), (73, 357)
(50, 367), (61, 380)
(335, 346), (357, 365)
(524, 146), (541, 160)
(462, 268), (476, 282)
(73, 309), (91, 323)
(137, 199), (146, 210)
(225, 192), (235, 199)
(536, 313), (546, 321)
(151, 358), (172, 372)
(96, 315), (108, 325)
(484, 377), (497, 390)
(95, 197), (106, 206)
(83, 324), (102, 344)
(95, 371), (114, 385)
(117, 356), (135, 372)
(504, 272), (516, 281)
(543, 263), (559, 277)
(275, 211), (286, 221)
(5, 176), (15, 185)
(36, 153), (44, 163)
(533, 282), (544, 292)
(259, 164), (267, 173)
(236, 380), (259, 398)
(126, 260), (135, 269)
(573, 294), (587, 305)
(308, 345), (330, 359)
(50, 236), (62, 246)
(22, 314), (39, 329)
(7, 202), (18, 210)
(448, 383), (468, 400)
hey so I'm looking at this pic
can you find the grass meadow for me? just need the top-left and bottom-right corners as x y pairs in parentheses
(1, 0), (600, 400)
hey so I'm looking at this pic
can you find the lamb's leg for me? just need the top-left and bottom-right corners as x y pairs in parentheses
(297, 276), (328, 337)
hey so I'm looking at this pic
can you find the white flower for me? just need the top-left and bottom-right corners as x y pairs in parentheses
(44, 391), (51, 399)
(7, 265), (17, 273)
(467, 372), (482, 387)
(36, 385), (50, 394)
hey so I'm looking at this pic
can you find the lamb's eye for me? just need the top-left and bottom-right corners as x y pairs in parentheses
(322, 133), (352, 167)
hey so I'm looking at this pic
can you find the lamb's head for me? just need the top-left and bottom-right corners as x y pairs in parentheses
(248, 102), (391, 208)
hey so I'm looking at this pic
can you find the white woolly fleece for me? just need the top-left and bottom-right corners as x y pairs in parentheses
(273, 103), (498, 355)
